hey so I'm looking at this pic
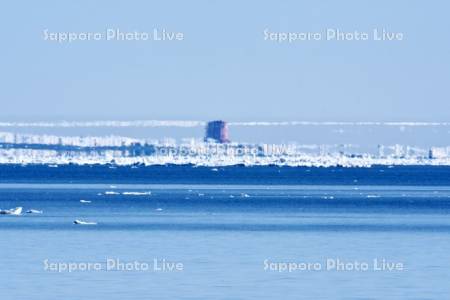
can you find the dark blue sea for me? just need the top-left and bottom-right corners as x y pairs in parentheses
(1, 165), (450, 299)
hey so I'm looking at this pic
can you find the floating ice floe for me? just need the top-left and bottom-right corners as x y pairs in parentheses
(80, 200), (91, 203)
(26, 209), (43, 214)
(122, 191), (152, 196)
(73, 219), (97, 225)
(104, 191), (120, 195)
(0, 207), (22, 215)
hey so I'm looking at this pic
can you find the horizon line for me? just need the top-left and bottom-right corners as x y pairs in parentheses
(0, 120), (449, 128)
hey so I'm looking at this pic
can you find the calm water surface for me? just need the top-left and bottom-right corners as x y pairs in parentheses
(1, 165), (450, 299)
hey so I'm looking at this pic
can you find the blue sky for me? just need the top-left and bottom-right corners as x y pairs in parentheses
(1, 0), (449, 122)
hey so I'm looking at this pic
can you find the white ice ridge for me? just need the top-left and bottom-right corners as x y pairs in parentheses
(0, 132), (449, 167)
(0, 120), (205, 128)
(0, 131), (147, 147)
(0, 147), (449, 167)
(0, 120), (449, 128)
(228, 121), (450, 127)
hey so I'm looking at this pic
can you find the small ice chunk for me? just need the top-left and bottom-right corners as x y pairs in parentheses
(73, 219), (97, 225)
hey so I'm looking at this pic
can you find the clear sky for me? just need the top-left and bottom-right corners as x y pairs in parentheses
(1, 0), (449, 122)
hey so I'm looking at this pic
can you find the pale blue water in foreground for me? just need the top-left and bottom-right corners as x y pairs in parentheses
(1, 166), (450, 299)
